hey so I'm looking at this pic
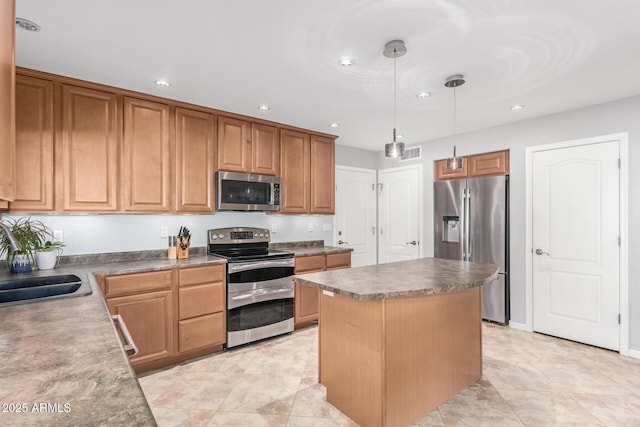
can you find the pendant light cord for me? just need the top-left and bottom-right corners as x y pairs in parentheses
(453, 85), (457, 136)
(393, 48), (397, 142)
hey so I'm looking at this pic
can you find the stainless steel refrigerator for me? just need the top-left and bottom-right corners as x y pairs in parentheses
(434, 175), (509, 324)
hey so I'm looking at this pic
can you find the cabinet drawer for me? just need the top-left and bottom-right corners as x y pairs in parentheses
(179, 312), (225, 352)
(179, 264), (225, 286)
(179, 282), (225, 320)
(105, 270), (173, 297)
(326, 252), (351, 270)
(295, 254), (325, 273)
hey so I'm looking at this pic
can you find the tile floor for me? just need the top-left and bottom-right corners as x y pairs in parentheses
(138, 324), (640, 426)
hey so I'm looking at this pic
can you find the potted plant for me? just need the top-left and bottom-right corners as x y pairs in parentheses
(35, 240), (65, 270)
(0, 217), (52, 273)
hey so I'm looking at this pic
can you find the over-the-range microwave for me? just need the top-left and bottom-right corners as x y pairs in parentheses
(216, 171), (281, 212)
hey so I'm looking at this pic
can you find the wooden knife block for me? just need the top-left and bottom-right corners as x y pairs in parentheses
(177, 237), (190, 259)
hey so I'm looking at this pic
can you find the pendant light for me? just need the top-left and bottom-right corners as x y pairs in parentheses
(384, 40), (407, 158)
(444, 74), (465, 169)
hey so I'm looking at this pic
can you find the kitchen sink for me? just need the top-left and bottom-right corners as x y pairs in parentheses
(0, 274), (92, 306)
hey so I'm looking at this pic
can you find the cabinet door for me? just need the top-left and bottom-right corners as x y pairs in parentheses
(0, 0), (15, 202)
(280, 129), (310, 213)
(61, 85), (119, 211)
(251, 123), (279, 175)
(434, 158), (468, 181)
(11, 75), (54, 211)
(175, 107), (215, 212)
(123, 97), (170, 212)
(468, 150), (509, 177)
(217, 116), (249, 172)
(107, 289), (174, 367)
(294, 254), (325, 326)
(326, 252), (351, 270)
(310, 135), (335, 214)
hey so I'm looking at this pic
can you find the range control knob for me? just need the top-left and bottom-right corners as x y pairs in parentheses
(264, 232), (269, 237)
(218, 233), (224, 239)
(211, 235), (217, 240)
(259, 233), (264, 238)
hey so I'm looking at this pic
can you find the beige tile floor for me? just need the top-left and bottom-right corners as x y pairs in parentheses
(138, 324), (640, 426)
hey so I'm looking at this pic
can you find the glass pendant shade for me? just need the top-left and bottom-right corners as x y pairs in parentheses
(446, 145), (463, 170)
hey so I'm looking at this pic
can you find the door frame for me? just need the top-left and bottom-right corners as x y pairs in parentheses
(524, 132), (629, 356)
(377, 164), (424, 261)
(334, 165), (378, 264)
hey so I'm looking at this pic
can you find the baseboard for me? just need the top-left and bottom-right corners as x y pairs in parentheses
(508, 321), (528, 331)
(628, 349), (640, 360)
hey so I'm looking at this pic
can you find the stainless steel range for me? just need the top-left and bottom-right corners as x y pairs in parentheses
(207, 227), (294, 348)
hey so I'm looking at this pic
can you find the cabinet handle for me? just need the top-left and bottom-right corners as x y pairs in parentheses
(338, 240), (349, 245)
(112, 314), (138, 357)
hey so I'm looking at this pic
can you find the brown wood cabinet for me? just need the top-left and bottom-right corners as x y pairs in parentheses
(310, 136), (335, 214)
(434, 149), (509, 181)
(122, 97), (170, 212)
(61, 85), (119, 211)
(217, 116), (249, 173)
(294, 252), (351, 327)
(0, 0), (15, 203)
(104, 270), (174, 370)
(251, 123), (279, 175)
(11, 75), (54, 211)
(178, 265), (226, 353)
(280, 129), (310, 213)
(175, 107), (216, 213)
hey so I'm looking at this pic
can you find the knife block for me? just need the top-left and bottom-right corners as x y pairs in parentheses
(177, 237), (190, 259)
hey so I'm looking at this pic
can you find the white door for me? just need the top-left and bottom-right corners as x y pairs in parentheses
(378, 165), (422, 264)
(335, 166), (377, 267)
(532, 140), (620, 350)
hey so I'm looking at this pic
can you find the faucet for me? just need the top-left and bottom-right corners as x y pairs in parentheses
(0, 219), (22, 252)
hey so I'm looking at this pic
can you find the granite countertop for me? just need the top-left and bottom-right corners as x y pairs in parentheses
(270, 240), (352, 257)
(294, 257), (498, 301)
(0, 253), (227, 426)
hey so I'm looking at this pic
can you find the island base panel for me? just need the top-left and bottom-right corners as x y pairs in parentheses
(319, 288), (482, 427)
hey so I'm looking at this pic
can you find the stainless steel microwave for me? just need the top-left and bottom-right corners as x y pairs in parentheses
(216, 171), (281, 212)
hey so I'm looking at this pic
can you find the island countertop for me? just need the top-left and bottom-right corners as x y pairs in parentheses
(294, 257), (498, 300)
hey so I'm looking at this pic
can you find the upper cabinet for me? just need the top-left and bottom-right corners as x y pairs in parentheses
(280, 130), (336, 214)
(217, 117), (279, 175)
(11, 75), (54, 211)
(251, 123), (279, 176)
(175, 107), (216, 213)
(434, 149), (509, 181)
(0, 0), (15, 204)
(122, 97), (170, 212)
(310, 135), (335, 214)
(280, 129), (310, 213)
(61, 85), (119, 211)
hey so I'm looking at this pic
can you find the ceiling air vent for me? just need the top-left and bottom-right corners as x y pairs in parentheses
(400, 146), (421, 162)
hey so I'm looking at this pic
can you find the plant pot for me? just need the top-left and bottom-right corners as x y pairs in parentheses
(10, 254), (33, 274)
(36, 250), (61, 270)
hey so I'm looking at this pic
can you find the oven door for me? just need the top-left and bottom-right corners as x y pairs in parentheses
(226, 258), (295, 347)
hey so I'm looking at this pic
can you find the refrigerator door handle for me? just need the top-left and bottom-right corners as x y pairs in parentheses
(462, 188), (468, 261)
(466, 189), (471, 260)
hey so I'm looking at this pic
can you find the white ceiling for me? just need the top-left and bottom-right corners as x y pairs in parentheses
(14, 0), (640, 151)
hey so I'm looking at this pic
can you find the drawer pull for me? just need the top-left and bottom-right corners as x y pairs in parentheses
(112, 314), (139, 357)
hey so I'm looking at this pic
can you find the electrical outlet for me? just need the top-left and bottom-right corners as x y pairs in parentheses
(322, 223), (332, 232)
(271, 223), (277, 233)
(308, 222), (314, 232)
(53, 230), (64, 242)
(160, 226), (168, 238)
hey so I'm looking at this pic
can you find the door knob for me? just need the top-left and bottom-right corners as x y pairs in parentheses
(406, 240), (417, 245)
(535, 248), (550, 256)
(338, 240), (349, 245)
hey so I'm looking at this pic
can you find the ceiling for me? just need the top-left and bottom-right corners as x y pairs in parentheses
(14, 0), (640, 151)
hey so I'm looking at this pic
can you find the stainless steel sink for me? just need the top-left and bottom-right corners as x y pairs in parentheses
(0, 274), (92, 306)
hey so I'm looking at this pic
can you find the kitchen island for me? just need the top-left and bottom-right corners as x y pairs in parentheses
(294, 257), (498, 427)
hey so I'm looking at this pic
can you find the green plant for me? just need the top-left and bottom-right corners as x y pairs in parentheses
(36, 240), (65, 252)
(0, 217), (53, 269)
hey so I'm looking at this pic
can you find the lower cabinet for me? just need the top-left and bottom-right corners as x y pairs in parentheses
(100, 264), (226, 373)
(294, 252), (351, 328)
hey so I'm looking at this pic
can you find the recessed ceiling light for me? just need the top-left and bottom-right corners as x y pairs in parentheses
(15, 18), (41, 32)
(155, 80), (171, 87)
(416, 92), (431, 99)
(338, 58), (355, 67)
(329, 123), (339, 128)
(397, 134), (404, 139)
(257, 105), (271, 112)
(510, 104), (524, 111)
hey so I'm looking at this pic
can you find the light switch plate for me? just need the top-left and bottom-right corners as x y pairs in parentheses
(271, 223), (277, 233)
(53, 230), (64, 242)
(322, 223), (332, 231)
(160, 226), (168, 238)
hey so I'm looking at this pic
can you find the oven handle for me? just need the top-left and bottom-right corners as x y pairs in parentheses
(228, 257), (294, 274)
(228, 287), (294, 310)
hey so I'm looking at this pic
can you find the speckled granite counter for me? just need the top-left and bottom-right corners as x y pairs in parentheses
(270, 240), (352, 257)
(0, 253), (226, 426)
(294, 257), (498, 300)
